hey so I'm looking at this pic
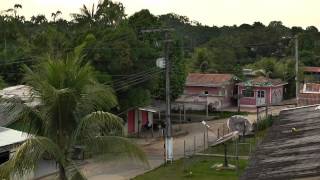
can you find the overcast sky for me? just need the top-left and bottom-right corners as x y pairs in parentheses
(1, 0), (319, 28)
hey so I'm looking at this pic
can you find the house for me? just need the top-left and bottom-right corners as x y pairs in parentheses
(299, 83), (320, 105)
(237, 76), (287, 107)
(241, 105), (320, 179)
(126, 106), (161, 136)
(175, 73), (235, 111)
(298, 67), (320, 105)
(304, 66), (320, 82)
(0, 85), (40, 126)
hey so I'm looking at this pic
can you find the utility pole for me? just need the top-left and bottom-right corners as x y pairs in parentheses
(164, 31), (173, 162)
(141, 28), (174, 162)
(295, 36), (299, 106)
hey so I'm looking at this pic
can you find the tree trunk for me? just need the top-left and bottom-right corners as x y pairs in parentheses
(59, 163), (67, 180)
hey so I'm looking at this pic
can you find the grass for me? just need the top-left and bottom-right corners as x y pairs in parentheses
(134, 156), (248, 180)
(134, 123), (273, 180)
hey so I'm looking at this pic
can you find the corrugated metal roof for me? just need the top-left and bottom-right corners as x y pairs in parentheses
(241, 105), (320, 180)
(186, 73), (234, 86)
(0, 127), (28, 149)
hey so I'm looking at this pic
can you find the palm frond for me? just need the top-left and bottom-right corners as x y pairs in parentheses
(68, 162), (87, 180)
(74, 111), (123, 140)
(83, 136), (149, 166)
(0, 137), (65, 178)
(77, 84), (117, 115)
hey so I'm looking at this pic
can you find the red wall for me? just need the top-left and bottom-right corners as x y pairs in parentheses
(127, 110), (135, 133)
(141, 111), (148, 125)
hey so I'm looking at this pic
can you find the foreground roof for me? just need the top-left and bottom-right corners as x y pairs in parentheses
(237, 76), (287, 87)
(241, 105), (320, 180)
(186, 73), (234, 87)
(0, 127), (28, 152)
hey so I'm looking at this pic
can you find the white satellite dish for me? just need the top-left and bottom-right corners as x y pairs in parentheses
(227, 115), (253, 136)
(156, 57), (165, 69)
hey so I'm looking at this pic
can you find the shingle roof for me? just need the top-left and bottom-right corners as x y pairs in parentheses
(241, 105), (320, 180)
(186, 73), (234, 87)
(304, 66), (320, 73)
(237, 76), (287, 87)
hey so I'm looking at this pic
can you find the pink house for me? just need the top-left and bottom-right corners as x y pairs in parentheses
(176, 73), (235, 111)
(237, 77), (287, 107)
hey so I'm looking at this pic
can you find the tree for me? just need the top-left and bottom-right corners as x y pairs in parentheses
(0, 50), (147, 179)
(30, 14), (47, 24)
(51, 10), (62, 22)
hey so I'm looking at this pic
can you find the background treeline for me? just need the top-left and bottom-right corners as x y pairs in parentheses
(0, 0), (319, 111)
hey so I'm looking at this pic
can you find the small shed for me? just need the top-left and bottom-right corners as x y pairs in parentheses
(237, 77), (287, 107)
(126, 106), (160, 136)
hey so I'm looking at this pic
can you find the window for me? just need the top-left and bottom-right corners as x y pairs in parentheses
(257, 90), (265, 98)
(242, 89), (254, 97)
(204, 91), (209, 95)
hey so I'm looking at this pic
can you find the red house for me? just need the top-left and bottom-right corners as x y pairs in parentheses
(176, 73), (235, 111)
(237, 77), (287, 107)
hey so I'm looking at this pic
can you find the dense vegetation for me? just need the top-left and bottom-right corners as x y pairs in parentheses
(1, 0), (320, 110)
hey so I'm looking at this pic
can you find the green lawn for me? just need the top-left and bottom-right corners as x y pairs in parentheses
(134, 131), (270, 180)
(134, 156), (247, 180)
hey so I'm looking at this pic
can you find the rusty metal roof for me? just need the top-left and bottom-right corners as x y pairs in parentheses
(304, 66), (320, 73)
(186, 73), (234, 87)
(241, 105), (320, 180)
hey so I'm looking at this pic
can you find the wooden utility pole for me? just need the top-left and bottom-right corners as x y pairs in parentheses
(141, 28), (174, 162)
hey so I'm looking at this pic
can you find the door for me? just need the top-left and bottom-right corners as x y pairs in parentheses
(256, 90), (266, 106)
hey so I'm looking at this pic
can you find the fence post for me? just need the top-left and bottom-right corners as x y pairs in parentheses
(184, 140), (186, 158)
(194, 136), (196, 154)
(203, 132), (206, 151)
(223, 124), (225, 136)
(256, 106), (259, 122)
(206, 127), (209, 146)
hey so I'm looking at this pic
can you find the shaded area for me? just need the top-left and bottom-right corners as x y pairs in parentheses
(241, 105), (320, 180)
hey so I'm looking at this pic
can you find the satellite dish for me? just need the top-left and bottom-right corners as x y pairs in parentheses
(156, 57), (165, 69)
(227, 115), (253, 136)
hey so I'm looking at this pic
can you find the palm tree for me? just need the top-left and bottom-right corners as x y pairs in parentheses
(30, 14), (48, 24)
(51, 10), (62, 22)
(0, 51), (147, 179)
(71, 4), (98, 27)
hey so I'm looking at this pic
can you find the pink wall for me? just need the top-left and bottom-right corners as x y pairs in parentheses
(239, 85), (284, 106)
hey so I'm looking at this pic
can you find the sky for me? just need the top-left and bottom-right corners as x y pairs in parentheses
(1, 0), (319, 28)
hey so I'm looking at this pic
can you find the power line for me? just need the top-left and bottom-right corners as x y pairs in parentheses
(114, 70), (164, 92)
(112, 69), (163, 87)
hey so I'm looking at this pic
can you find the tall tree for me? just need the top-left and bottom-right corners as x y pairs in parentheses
(0, 50), (147, 179)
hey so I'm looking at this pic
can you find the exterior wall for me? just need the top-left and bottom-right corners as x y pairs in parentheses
(185, 86), (222, 95)
(239, 86), (273, 107)
(127, 110), (135, 134)
(271, 86), (283, 104)
(299, 93), (320, 105)
(181, 83), (234, 110)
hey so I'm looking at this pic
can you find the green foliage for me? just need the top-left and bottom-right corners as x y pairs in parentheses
(0, 53), (147, 179)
